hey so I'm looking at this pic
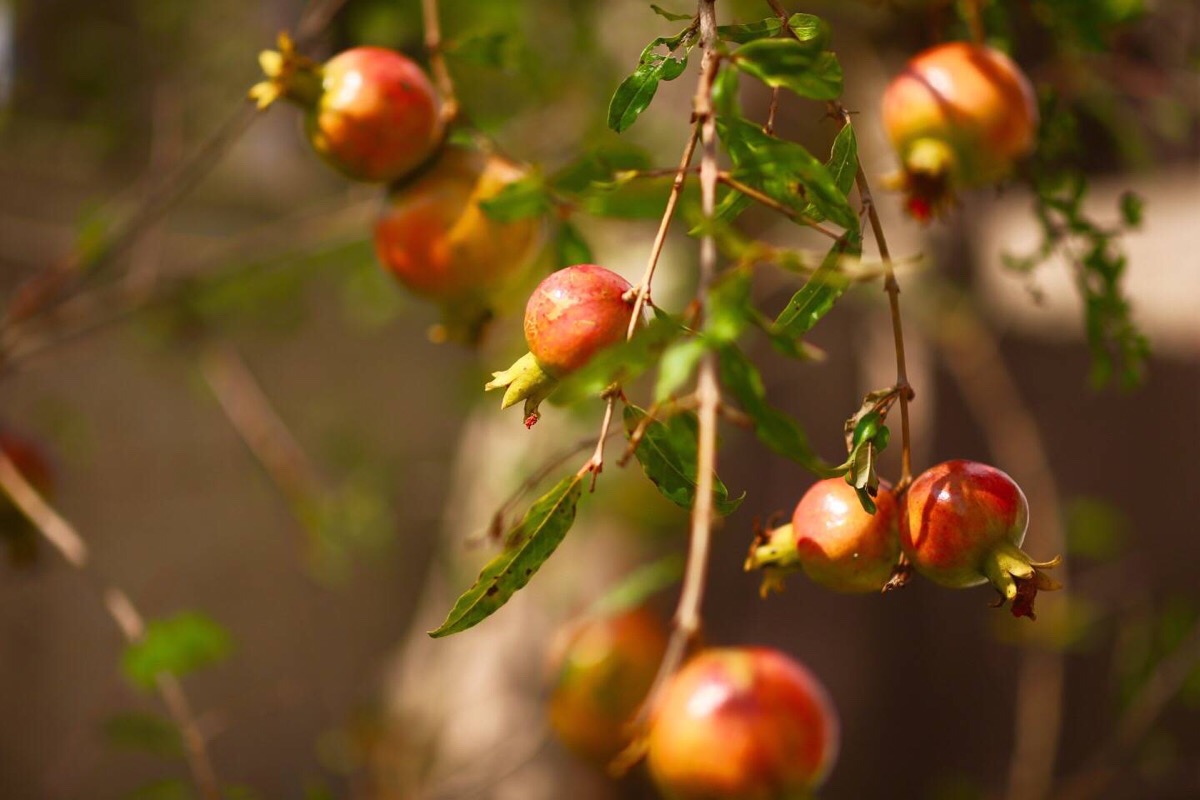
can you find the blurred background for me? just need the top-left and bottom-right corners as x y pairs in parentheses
(0, 0), (1197, 798)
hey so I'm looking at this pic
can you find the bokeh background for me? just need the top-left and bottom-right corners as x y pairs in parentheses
(0, 0), (1198, 798)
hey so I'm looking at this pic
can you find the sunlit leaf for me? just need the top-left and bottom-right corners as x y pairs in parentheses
(771, 235), (859, 338)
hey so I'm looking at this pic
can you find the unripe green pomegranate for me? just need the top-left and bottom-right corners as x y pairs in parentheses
(487, 264), (635, 427)
(647, 647), (839, 799)
(881, 42), (1038, 220)
(251, 33), (443, 183)
(901, 460), (1061, 618)
(546, 608), (667, 766)
(374, 146), (541, 344)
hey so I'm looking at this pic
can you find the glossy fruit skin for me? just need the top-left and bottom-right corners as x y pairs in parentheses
(524, 264), (634, 376)
(375, 147), (539, 303)
(546, 608), (668, 765)
(900, 460), (1028, 588)
(792, 478), (900, 593)
(307, 47), (442, 183)
(647, 647), (839, 799)
(882, 43), (1037, 218)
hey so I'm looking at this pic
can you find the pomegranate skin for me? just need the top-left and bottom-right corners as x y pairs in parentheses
(647, 647), (839, 799)
(901, 460), (1028, 588)
(792, 478), (901, 593)
(523, 265), (634, 376)
(882, 42), (1037, 218)
(374, 147), (539, 303)
(546, 608), (668, 765)
(307, 47), (442, 183)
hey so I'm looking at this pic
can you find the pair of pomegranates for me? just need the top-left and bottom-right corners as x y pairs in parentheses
(748, 462), (1061, 620)
(549, 608), (838, 799)
(252, 35), (539, 344)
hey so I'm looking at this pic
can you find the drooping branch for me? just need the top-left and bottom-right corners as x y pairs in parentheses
(0, 453), (222, 800)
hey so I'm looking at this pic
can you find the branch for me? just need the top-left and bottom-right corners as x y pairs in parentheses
(717, 172), (841, 240)
(623, 0), (722, 762)
(577, 112), (703, 486)
(199, 341), (326, 512)
(421, 0), (460, 124)
(0, 452), (221, 799)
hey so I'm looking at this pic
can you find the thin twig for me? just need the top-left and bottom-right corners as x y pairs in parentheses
(199, 341), (326, 511)
(920, 285), (1070, 800)
(717, 172), (841, 240)
(577, 114), (704, 485)
(964, 0), (987, 45)
(764, 86), (781, 135)
(0, 453), (222, 799)
(421, 0), (460, 123)
(630, 0), (723, 745)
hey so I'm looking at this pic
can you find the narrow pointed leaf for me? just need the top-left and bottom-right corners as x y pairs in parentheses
(718, 346), (836, 476)
(429, 475), (583, 637)
(624, 405), (742, 515)
(771, 235), (859, 338)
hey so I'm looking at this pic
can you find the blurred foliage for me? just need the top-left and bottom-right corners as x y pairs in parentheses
(122, 611), (234, 690)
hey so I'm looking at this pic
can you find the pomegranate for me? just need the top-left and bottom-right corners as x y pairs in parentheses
(647, 647), (839, 799)
(881, 42), (1038, 220)
(486, 264), (634, 427)
(901, 460), (1061, 618)
(374, 146), (541, 344)
(546, 608), (668, 766)
(251, 33), (443, 183)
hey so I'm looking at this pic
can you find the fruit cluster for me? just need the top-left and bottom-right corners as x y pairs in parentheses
(251, 33), (540, 344)
(249, 23), (1057, 800)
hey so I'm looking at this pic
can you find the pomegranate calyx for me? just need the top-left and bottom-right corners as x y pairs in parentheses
(249, 32), (323, 110)
(983, 541), (1063, 620)
(485, 351), (558, 427)
(744, 522), (800, 597)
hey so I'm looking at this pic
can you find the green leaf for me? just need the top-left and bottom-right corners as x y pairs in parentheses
(122, 612), (233, 690)
(782, 50), (844, 101)
(550, 144), (651, 194)
(607, 34), (694, 133)
(771, 236), (859, 338)
(649, 4), (693, 21)
(712, 64), (741, 119)
(583, 174), (701, 220)
(655, 337), (707, 403)
(429, 475), (584, 637)
(478, 173), (553, 222)
(552, 315), (684, 404)
(1119, 190), (1144, 228)
(102, 712), (183, 758)
(719, 117), (858, 232)
(718, 346), (835, 475)
(717, 18), (783, 44)
(732, 37), (840, 99)
(588, 553), (686, 617)
(704, 269), (753, 344)
(624, 405), (742, 516)
(554, 221), (594, 268)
